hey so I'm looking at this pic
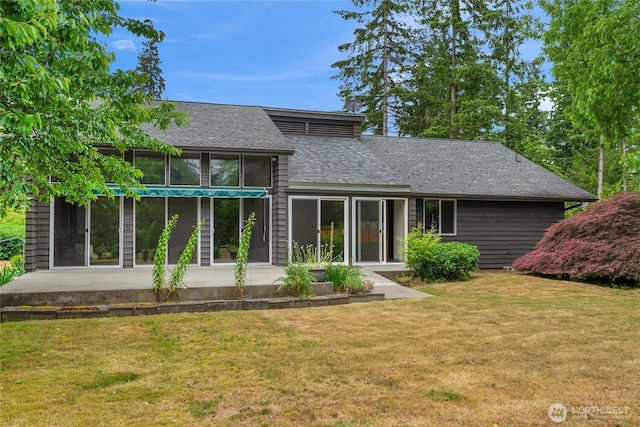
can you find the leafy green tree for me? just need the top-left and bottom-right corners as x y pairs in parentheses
(332, 0), (415, 135)
(136, 36), (165, 99)
(542, 0), (640, 198)
(0, 0), (187, 216)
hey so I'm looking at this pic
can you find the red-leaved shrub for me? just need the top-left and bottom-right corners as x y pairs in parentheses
(512, 192), (640, 286)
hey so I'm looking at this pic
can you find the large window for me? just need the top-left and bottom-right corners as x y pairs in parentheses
(135, 152), (165, 185)
(135, 198), (200, 265)
(170, 153), (201, 186)
(98, 148), (122, 183)
(290, 198), (346, 263)
(53, 197), (121, 267)
(210, 154), (240, 187)
(135, 198), (165, 265)
(243, 155), (272, 187)
(424, 199), (456, 235)
(210, 154), (272, 188)
(212, 198), (270, 264)
(167, 198), (199, 264)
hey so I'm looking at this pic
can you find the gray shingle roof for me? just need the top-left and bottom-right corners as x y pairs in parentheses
(287, 135), (408, 188)
(289, 132), (594, 201)
(363, 136), (596, 201)
(142, 101), (595, 202)
(143, 102), (293, 153)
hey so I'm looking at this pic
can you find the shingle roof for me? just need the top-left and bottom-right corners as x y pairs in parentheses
(143, 101), (595, 202)
(288, 135), (408, 188)
(363, 136), (596, 201)
(143, 102), (294, 153)
(288, 133), (595, 201)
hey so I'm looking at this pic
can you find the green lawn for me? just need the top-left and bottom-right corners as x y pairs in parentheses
(1, 273), (638, 426)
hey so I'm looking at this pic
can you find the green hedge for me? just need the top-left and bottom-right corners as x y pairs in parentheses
(416, 242), (480, 282)
(0, 225), (25, 260)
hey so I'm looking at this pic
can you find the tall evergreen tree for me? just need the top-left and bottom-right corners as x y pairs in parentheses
(396, 0), (502, 139)
(485, 0), (547, 154)
(136, 37), (165, 100)
(396, 0), (544, 145)
(332, 0), (415, 135)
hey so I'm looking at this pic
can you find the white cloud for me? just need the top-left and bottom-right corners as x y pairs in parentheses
(539, 96), (555, 112)
(113, 39), (136, 51)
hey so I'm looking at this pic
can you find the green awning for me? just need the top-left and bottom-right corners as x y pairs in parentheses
(94, 185), (267, 198)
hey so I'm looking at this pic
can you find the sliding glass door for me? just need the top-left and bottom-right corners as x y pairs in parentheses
(53, 197), (121, 267)
(212, 198), (270, 264)
(290, 197), (347, 263)
(89, 198), (121, 266)
(355, 200), (382, 262)
(353, 198), (406, 263)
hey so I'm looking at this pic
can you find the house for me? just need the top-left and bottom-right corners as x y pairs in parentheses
(24, 101), (597, 272)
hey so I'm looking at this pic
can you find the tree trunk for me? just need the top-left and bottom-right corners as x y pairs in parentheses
(597, 135), (604, 200)
(450, 15), (457, 139)
(382, 7), (389, 136)
(622, 139), (628, 192)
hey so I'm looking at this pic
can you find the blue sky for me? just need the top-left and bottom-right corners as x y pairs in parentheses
(108, 1), (547, 113)
(109, 1), (356, 112)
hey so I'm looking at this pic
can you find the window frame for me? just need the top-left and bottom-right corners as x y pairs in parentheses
(242, 155), (272, 188)
(134, 150), (166, 186)
(210, 154), (240, 187)
(423, 199), (457, 236)
(169, 152), (201, 186)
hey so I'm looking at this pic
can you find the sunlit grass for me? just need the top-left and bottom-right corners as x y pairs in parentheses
(1, 273), (638, 426)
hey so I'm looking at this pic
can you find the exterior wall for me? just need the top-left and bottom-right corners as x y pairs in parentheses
(24, 200), (50, 272)
(122, 151), (135, 268)
(122, 198), (134, 268)
(272, 155), (289, 265)
(199, 154), (211, 266)
(407, 197), (418, 230)
(439, 200), (564, 269)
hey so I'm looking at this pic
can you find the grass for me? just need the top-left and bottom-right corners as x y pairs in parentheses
(1, 273), (639, 426)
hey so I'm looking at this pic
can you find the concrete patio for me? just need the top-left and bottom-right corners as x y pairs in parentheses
(0, 264), (428, 309)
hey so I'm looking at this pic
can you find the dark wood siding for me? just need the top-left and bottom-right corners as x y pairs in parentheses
(272, 155), (289, 265)
(200, 198), (211, 265)
(407, 197), (418, 230)
(439, 200), (564, 269)
(121, 151), (135, 268)
(122, 197), (134, 268)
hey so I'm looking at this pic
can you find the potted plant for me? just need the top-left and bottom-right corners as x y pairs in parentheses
(292, 242), (335, 281)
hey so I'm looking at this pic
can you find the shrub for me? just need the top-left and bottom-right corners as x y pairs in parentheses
(10, 254), (25, 276)
(0, 265), (18, 287)
(512, 191), (640, 286)
(0, 226), (24, 260)
(276, 263), (315, 298)
(398, 224), (440, 280)
(418, 242), (480, 282)
(324, 263), (370, 294)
